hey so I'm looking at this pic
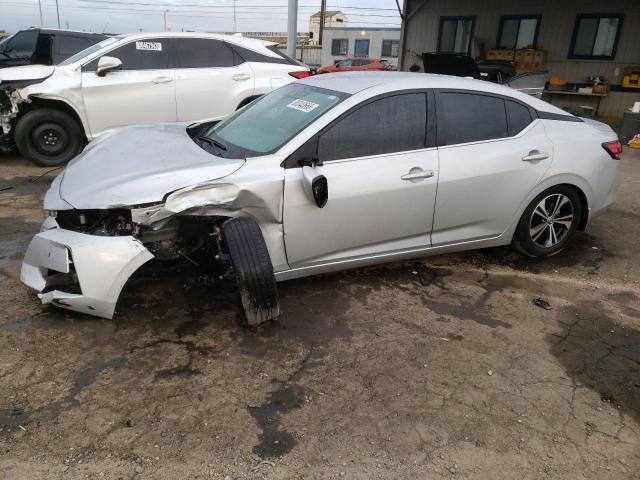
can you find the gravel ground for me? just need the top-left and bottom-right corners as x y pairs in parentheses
(0, 150), (639, 480)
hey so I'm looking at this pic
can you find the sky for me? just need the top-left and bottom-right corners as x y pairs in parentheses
(0, 0), (403, 34)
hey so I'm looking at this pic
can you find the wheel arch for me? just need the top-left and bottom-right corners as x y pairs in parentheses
(17, 96), (89, 141)
(509, 176), (593, 243)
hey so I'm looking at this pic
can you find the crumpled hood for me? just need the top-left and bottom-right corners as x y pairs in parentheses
(0, 64), (55, 84)
(59, 123), (245, 209)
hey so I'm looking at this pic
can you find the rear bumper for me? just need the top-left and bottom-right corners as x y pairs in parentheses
(20, 220), (154, 319)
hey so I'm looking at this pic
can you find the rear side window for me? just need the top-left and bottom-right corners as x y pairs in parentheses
(172, 38), (234, 68)
(58, 36), (90, 55)
(440, 92), (508, 145)
(506, 100), (533, 135)
(318, 93), (426, 162)
(229, 44), (289, 65)
(83, 38), (169, 71)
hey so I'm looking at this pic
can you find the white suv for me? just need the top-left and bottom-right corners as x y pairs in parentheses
(0, 32), (309, 166)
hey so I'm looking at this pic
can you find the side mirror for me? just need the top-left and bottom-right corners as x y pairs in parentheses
(300, 160), (328, 208)
(96, 56), (122, 77)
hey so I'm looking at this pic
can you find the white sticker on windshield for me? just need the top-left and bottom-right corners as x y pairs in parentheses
(286, 99), (320, 113)
(136, 41), (162, 51)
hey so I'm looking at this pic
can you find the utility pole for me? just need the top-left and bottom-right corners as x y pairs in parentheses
(38, 0), (43, 26)
(55, 0), (61, 28)
(287, 0), (297, 59)
(163, 10), (168, 31)
(233, 0), (237, 32)
(65, 21), (69, 30)
(318, 0), (326, 45)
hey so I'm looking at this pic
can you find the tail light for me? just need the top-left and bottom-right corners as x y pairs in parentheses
(289, 71), (311, 79)
(602, 141), (622, 159)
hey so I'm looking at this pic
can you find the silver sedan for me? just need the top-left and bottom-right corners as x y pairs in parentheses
(21, 72), (621, 325)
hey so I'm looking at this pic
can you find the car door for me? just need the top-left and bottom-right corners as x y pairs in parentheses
(172, 37), (255, 121)
(283, 92), (438, 269)
(80, 37), (176, 136)
(431, 90), (553, 246)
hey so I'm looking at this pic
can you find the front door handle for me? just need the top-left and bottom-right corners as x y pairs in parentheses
(232, 73), (251, 81)
(522, 150), (549, 162)
(151, 76), (173, 84)
(401, 168), (434, 181)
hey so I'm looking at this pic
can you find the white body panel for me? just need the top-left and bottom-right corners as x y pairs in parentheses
(81, 69), (176, 134)
(174, 62), (254, 121)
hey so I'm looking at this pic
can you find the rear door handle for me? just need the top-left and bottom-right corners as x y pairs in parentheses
(151, 76), (173, 84)
(401, 168), (434, 181)
(522, 150), (549, 162)
(232, 73), (251, 81)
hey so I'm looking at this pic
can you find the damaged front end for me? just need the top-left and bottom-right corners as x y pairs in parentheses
(0, 74), (53, 152)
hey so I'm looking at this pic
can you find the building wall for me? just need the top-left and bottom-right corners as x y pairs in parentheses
(400, 0), (640, 118)
(309, 12), (348, 44)
(320, 27), (401, 68)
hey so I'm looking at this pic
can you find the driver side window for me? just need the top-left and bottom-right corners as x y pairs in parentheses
(82, 38), (169, 71)
(317, 93), (427, 162)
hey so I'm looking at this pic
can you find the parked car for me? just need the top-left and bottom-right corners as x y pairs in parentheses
(421, 52), (548, 97)
(0, 32), (310, 166)
(0, 28), (107, 68)
(21, 72), (620, 326)
(316, 57), (393, 74)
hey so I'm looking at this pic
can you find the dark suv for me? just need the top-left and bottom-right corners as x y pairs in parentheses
(0, 28), (108, 68)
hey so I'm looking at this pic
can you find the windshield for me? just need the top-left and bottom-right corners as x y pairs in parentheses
(200, 83), (348, 157)
(59, 35), (122, 66)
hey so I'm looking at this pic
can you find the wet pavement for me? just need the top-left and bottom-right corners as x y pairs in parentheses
(0, 151), (639, 479)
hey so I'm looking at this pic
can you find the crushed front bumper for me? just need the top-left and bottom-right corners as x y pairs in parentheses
(20, 221), (154, 319)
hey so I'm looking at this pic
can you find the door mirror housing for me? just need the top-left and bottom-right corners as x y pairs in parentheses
(301, 165), (328, 208)
(96, 56), (122, 77)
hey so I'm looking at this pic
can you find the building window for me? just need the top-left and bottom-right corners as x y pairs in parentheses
(354, 38), (370, 57)
(569, 14), (623, 59)
(497, 15), (541, 49)
(438, 16), (475, 54)
(381, 40), (399, 57)
(331, 38), (348, 56)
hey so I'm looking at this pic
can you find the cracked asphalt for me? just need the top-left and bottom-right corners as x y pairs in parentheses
(1, 149), (639, 479)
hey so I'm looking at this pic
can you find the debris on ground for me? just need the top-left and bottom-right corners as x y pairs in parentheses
(412, 262), (437, 286)
(533, 297), (552, 310)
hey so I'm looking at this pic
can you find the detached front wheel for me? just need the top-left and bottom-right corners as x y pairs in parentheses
(513, 186), (582, 257)
(15, 108), (84, 167)
(222, 217), (280, 326)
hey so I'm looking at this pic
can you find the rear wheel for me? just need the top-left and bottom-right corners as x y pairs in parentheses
(513, 186), (582, 257)
(222, 217), (280, 326)
(15, 108), (84, 167)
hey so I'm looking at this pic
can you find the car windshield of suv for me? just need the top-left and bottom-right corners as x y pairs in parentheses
(200, 83), (348, 157)
(59, 35), (122, 66)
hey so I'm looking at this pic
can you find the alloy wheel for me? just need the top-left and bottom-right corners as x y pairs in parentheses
(529, 193), (574, 248)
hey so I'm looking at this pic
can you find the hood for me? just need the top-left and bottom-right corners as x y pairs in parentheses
(0, 64), (55, 84)
(59, 123), (246, 209)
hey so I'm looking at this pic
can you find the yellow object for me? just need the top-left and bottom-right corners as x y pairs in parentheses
(629, 134), (640, 149)
(622, 66), (640, 89)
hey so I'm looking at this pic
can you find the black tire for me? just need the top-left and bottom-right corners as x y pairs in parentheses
(513, 185), (583, 258)
(222, 217), (280, 326)
(15, 108), (84, 167)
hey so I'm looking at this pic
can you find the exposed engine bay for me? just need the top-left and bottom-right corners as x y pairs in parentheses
(55, 208), (230, 271)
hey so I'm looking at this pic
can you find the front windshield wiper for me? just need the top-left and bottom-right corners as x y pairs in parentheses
(196, 135), (227, 151)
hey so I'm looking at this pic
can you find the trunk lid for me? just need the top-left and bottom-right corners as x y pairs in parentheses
(60, 123), (245, 208)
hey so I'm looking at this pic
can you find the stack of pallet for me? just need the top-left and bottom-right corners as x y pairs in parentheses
(486, 48), (546, 73)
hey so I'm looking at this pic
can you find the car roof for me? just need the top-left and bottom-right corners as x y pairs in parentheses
(24, 28), (107, 37)
(300, 71), (568, 115)
(113, 31), (276, 48)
